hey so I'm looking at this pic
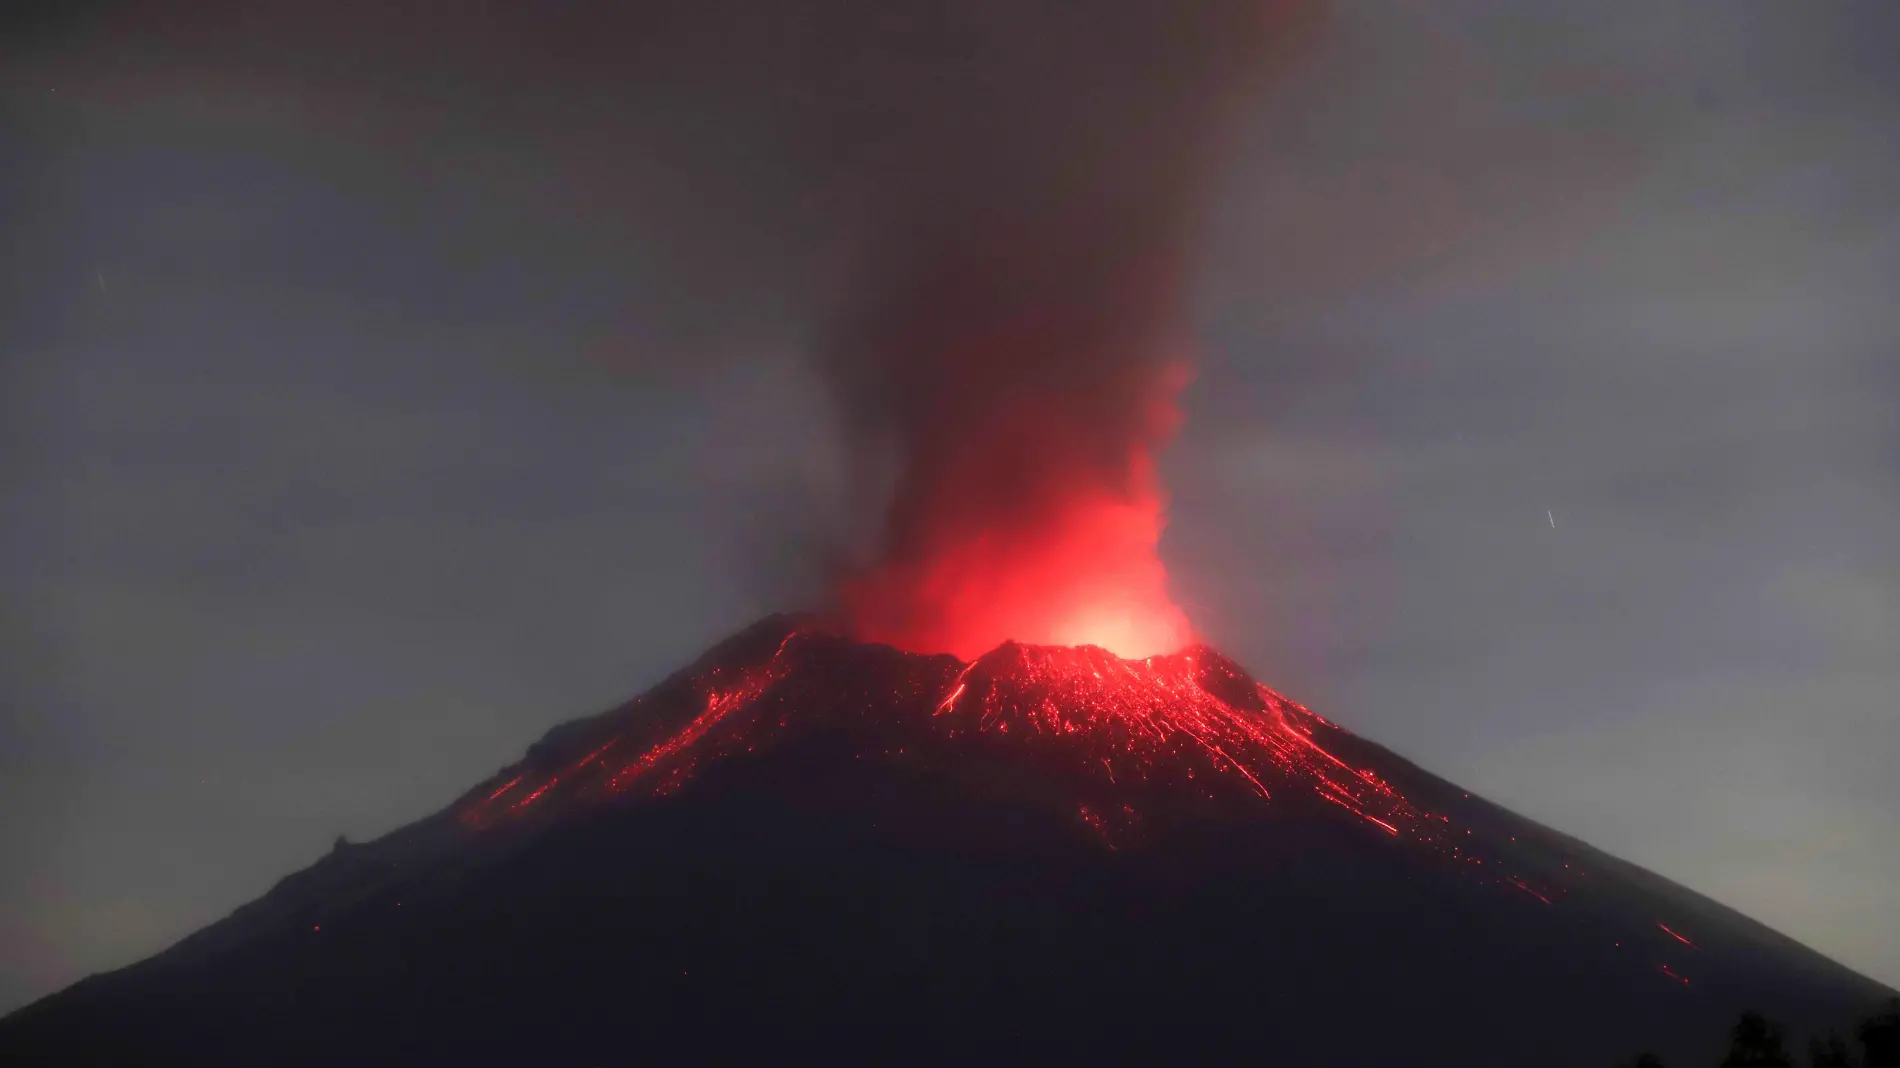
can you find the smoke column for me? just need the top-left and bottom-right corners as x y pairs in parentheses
(820, 1), (1316, 658)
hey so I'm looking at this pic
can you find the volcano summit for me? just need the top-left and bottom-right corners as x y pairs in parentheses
(0, 616), (1888, 1065)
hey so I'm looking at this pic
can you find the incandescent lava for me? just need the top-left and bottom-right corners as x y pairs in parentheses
(456, 616), (1537, 893)
(458, 620), (1422, 844)
(447, 614), (1776, 1002)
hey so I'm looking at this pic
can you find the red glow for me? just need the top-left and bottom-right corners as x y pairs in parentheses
(842, 367), (1193, 661)
(605, 659), (787, 796)
(458, 630), (1434, 849)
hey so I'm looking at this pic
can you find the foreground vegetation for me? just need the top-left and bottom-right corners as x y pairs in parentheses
(1621, 1000), (1899, 1068)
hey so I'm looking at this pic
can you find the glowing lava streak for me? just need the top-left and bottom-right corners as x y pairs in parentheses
(456, 620), (1620, 958)
(927, 642), (1430, 841)
(459, 629), (1435, 846)
(1657, 923), (1697, 949)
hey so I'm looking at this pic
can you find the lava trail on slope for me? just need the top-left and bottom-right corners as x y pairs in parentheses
(459, 617), (1432, 850)
(443, 615), (1764, 963)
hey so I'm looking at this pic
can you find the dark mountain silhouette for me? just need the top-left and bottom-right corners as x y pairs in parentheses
(2, 615), (1889, 1065)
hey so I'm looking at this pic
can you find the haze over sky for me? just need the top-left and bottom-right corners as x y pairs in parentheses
(3, 0), (1896, 1013)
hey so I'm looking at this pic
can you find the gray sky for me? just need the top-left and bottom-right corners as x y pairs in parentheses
(3, 0), (1896, 1012)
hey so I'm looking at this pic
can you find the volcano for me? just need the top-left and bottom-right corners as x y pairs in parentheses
(2, 615), (1888, 1065)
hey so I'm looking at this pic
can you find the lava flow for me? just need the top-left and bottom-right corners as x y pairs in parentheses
(459, 622), (1430, 848)
(448, 615), (1718, 992)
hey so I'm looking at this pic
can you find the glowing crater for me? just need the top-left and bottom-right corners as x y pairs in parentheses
(454, 620), (1703, 990)
(459, 627), (1423, 845)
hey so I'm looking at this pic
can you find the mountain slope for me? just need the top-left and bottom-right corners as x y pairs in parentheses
(2, 615), (1888, 1065)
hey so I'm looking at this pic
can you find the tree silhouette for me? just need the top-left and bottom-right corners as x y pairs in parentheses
(1720, 1011), (1794, 1068)
(1615, 1002), (1900, 1068)
(1862, 999), (1900, 1068)
(1810, 1033), (1856, 1068)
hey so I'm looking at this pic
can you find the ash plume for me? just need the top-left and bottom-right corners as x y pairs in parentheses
(811, 1), (1321, 655)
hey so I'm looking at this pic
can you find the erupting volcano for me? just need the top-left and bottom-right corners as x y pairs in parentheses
(4, 2), (1891, 1064)
(6, 615), (1888, 1066)
(457, 622), (1426, 846)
